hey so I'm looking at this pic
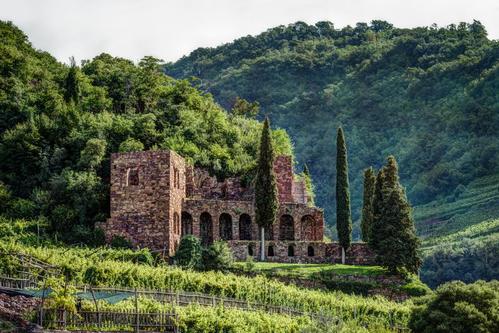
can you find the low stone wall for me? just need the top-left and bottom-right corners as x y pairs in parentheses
(229, 241), (376, 265)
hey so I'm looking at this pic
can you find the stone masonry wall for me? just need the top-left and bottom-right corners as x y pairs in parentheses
(273, 155), (294, 203)
(102, 151), (181, 253)
(181, 200), (324, 243)
(230, 241), (375, 265)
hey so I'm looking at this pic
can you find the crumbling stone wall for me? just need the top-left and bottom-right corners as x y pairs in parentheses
(274, 155), (294, 203)
(186, 166), (253, 201)
(102, 149), (375, 265)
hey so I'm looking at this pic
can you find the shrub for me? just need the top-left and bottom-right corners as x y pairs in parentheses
(110, 236), (133, 249)
(202, 241), (233, 272)
(409, 280), (499, 333)
(174, 235), (202, 269)
(400, 276), (431, 297)
(244, 256), (256, 273)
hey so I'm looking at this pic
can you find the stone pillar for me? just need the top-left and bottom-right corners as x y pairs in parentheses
(212, 212), (220, 242)
(232, 214), (239, 241)
(192, 214), (200, 238)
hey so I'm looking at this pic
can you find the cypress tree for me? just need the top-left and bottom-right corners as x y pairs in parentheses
(371, 156), (421, 274)
(368, 168), (385, 252)
(336, 127), (352, 263)
(64, 56), (80, 104)
(361, 167), (376, 242)
(254, 117), (278, 261)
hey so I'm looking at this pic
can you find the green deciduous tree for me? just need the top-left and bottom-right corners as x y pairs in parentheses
(409, 280), (499, 333)
(231, 97), (260, 118)
(361, 167), (375, 242)
(336, 127), (352, 263)
(254, 117), (278, 261)
(119, 137), (145, 152)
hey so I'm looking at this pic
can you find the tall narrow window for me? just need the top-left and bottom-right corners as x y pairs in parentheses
(126, 168), (139, 186)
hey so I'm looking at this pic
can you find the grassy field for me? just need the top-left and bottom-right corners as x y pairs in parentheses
(234, 262), (386, 279)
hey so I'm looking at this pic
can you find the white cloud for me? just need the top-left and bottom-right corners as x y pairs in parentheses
(1, 0), (497, 63)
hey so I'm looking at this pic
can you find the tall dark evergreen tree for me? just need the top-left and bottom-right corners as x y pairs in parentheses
(368, 168), (385, 252)
(361, 167), (376, 242)
(336, 127), (352, 263)
(370, 156), (421, 273)
(64, 56), (80, 104)
(254, 117), (278, 261)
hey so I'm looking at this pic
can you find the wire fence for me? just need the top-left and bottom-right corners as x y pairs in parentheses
(38, 308), (178, 332)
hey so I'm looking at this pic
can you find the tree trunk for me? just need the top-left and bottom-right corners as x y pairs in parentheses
(260, 226), (265, 261)
(341, 247), (346, 264)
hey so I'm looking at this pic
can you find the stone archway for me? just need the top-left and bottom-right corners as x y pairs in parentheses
(200, 212), (213, 246)
(239, 214), (252, 240)
(219, 213), (233, 240)
(181, 212), (193, 236)
(301, 215), (319, 241)
(279, 214), (294, 240)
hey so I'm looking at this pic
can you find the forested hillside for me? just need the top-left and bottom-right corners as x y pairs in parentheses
(165, 20), (499, 237)
(0, 21), (292, 243)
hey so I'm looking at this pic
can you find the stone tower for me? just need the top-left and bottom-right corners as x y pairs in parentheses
(103, 150), (186, 255)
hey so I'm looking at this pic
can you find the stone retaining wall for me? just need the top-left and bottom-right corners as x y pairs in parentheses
(229, 241), (375, 265)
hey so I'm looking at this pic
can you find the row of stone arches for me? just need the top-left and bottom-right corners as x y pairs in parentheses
(180, 212), (320, 246)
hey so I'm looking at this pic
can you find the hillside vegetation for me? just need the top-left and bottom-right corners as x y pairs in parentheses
(420, 218), (499, 288)
(0, 21), (291, 242)
(165, 20), (499, 238)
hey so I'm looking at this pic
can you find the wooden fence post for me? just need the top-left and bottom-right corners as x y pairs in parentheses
(135, 288), (139, 333)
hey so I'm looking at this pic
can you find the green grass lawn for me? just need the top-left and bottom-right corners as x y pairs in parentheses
(234, 262), (386, 279)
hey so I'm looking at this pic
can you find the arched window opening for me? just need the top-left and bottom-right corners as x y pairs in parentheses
(288, 245), (295, 257)
(301, 215), (319, 241)
(307, 245), (315, 257)
(268, 245), (275, 257)
(239, 214), (252, 240)
(126, 168), (139, 186)
(219, 213), (233, 240)
(279, 215), (294, 240)
(248, 244), (254, 256)
(181, 212), (193, 236)
(200, 212), (213, 246)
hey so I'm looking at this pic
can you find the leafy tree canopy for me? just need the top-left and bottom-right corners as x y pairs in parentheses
(0, 21), (292, 243)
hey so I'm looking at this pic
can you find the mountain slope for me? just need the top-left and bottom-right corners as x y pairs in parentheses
(165, 20), (499, 237)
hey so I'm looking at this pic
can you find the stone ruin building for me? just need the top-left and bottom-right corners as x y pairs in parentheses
(100, 150), (373, 264)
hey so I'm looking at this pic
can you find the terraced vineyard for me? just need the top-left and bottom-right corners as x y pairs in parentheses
(415, 174), (499, 238)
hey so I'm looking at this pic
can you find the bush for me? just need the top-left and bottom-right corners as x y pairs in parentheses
(174, 235), (202, 269)
(202, 241), (233, 272)
(110, 236), (133, 249)
(409, 280), (499, 333)
(400, 276), (431, 297)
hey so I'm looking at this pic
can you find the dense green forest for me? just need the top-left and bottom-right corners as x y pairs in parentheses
(0, 21), (292, 243)
(165, 20), (499, 237)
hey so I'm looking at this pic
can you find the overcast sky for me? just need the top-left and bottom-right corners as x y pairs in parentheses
(1, 0), (498, 64)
